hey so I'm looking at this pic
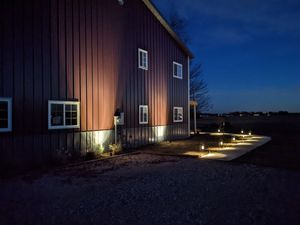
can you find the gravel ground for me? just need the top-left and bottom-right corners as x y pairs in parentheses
(0, 154), (299, 225)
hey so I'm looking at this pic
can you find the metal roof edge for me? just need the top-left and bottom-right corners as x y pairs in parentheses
(142, 0), (194, 58)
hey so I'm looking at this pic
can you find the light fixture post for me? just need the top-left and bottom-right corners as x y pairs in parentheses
(114, 109), (121, 145)
(114, 116), (118, 144)
(194, 104), (197, 133)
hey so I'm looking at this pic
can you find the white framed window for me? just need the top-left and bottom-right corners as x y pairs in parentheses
(173, 107), (183, 123)
(48, 100), (80, 130)
(173, 62), (183, 79)
(139, 105), (148, 124)
(0, 98), (12, 132)
(138, 48), (148, 70)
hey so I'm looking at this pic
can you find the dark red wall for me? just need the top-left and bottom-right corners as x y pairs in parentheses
(0, 0), (189, 168)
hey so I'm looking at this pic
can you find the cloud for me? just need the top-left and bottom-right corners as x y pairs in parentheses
(154, 0), (300, 40)
(152, 0), (300, 113)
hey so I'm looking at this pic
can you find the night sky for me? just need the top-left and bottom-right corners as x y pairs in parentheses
(152, 0), (300, 113)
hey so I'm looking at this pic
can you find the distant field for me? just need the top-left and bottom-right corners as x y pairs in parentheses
(197, 115), (300, 170)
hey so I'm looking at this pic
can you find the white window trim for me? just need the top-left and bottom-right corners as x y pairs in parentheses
(0, 97), (12, 132)
(48, 100), (80, 130)
(173, 61), (183, 79)
(139, 105), (149, 125)
(173, 107), (184, 123)
(138, 48), (148, 70)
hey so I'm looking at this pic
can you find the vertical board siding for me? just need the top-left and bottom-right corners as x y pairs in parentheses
(0, 0), (190, 168)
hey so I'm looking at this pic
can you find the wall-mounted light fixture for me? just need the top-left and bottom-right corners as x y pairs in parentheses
(117, 0), (125, 6)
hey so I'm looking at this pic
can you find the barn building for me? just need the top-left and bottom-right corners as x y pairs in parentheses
(0, 0), (193, 168)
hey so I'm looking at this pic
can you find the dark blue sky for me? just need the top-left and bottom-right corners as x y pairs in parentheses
(152, 0), (300, 113)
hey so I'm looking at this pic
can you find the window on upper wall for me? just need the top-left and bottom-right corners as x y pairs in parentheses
(48, 101), (80, 130)
(139, 105), (148, 124)
(138, 48), (148, 70)
(173, 107), (183, 123)
(173, 62), (183, 79)
(0, 98), (12, 132)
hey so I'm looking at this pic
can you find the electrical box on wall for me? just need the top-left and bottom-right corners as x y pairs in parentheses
(117, 112), (124, 125)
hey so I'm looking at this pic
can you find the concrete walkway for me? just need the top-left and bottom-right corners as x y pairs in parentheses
(201, 133), (271, 161)
(140, 132), (271, 162)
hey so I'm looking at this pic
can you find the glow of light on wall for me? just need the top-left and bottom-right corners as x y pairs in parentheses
(152, 126), (167, 142)
(94, 131), (110, 146)
(149, 138), (155, 143)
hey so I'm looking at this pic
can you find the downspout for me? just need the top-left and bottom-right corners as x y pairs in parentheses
(188, 56), (191, 136)
(194, 104), (197, 133)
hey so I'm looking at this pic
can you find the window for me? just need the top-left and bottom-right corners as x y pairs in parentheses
(173, 107), (183, 122)
(0, 98), (12, 132)
(139, 105), (148, 124)
(173, 62), (183, 79)
(48, 101), (80, 129)
(138, 48), (148, 70)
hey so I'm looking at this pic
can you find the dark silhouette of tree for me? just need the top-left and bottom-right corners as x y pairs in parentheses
(168, 10), (190, 44)
(190, 62), (211, 112)
(167, 8), (212, 112)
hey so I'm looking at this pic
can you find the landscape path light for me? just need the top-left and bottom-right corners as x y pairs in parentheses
(200, 144), (205, 151)
(219, 140), (223, 147)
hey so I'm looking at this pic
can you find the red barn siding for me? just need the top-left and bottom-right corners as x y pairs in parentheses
(0, 0), (190, 168)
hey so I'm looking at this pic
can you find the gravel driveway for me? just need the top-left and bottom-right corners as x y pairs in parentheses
(0, 154), (299, 225)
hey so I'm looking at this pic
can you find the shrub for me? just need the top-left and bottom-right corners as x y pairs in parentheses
(109, 143), (123, 156)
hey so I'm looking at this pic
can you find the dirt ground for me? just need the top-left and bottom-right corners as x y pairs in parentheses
(0, 154), (299, 225)
(1, 115), (300, 225)
(139, 133), (234, 157)
(198, 115), (300, 170)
